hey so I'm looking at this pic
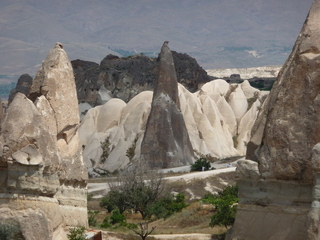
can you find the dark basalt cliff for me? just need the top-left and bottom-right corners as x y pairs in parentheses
(72, 51), (211, 106)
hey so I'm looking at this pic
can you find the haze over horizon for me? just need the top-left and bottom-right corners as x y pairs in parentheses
(0, 0), (314, 75)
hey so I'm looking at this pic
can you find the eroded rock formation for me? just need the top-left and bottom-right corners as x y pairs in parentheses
(79, 65), (266, 173)
(140, 41), (195, 168)
(230, 1), (320, 239)
(0, 43), (88, 240)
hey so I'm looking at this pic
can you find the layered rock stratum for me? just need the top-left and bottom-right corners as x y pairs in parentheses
(0, 43), (88, 240)
(230, 1), (320, 239)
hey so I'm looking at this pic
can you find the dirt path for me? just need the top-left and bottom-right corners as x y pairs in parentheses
(88, 166), (236, 198)
(150, 233), (213, 240)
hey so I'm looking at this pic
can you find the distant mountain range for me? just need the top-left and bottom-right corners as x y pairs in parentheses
(0, 0), (313, 75)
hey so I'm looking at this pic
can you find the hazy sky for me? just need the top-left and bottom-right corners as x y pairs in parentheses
(0, 0), (315, 75)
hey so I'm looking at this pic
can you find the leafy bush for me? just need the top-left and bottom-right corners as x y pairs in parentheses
(190, 157), (213, 172)
(145, 193), (188, 220)
(88, 210), (99, 227)
(0, 223), (22, 240)
(100, 190), (128, 214)
(203, 185), (239, 228)
(110, 209), (126, 225)
(100, 217), (111, 228)
(67, 226), (86, 240)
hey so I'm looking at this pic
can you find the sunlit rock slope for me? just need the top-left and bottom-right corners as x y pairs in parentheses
(80, 78), (267, 175)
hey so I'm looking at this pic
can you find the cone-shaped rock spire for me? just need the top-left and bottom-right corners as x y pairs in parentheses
(230, 1), (320, 239)
(249, 0), (320, 182)
(141, 41), (194, 168)
(0, 43), (88, 240)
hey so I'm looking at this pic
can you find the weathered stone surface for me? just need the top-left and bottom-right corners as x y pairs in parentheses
(230, 1), (320, 239)
(0, 43), (88, 239)
(140, 42), (195, 168)
(252, 0), (320, 183)
(235, 160), (260, 180)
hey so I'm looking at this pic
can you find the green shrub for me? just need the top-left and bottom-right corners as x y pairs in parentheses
(110, 209), (126, 225)
(100, 196), (115, 213)
(88, 210), (99, 227)
(0, 223), (22, 240)
(145, 193), (188, 220)
(67, 226), (86, 240)
(100, 217), (111, 228)
(209, 200), (237, 228)
(190, 157), (212, 172)
(203, 185), (239, 228)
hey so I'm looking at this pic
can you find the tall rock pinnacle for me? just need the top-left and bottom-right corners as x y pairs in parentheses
(0, 43), (87, 240)
(249, 0), (320, 182)
(230, 1), (320, 239)
(140, 41), (194, 168)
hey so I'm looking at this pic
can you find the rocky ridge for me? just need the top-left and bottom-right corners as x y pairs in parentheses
(0, 43), (88, 240)
(73, 50), (211, 110)
(230, 0), (320, 239)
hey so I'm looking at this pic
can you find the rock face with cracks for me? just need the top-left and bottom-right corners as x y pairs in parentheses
(229, 1), (320, 239)
(140, 41), (195, 168)
(0, 43), (88, 240)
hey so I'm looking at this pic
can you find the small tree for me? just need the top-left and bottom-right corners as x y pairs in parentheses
(100, 190), (129, 214)
(132, 221), (156, 240)
(204, 185), (239, 229)
(106, 161), (165, 219)
(190, 157), (212, 172)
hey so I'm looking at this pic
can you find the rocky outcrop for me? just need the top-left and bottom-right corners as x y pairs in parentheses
(140, 42), (195, 168)
(8, 74), (32, 105)
(0, 43), (88, 240)
(73, 50), (211, 109)
(79, 77), (266, 173)
(230, 1), (320, 239)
